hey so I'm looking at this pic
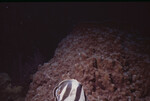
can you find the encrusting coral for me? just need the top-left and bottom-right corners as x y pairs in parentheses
(25, 23), (150, 101)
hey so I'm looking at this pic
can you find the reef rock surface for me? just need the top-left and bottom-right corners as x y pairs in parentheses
(25, 23), (150, 101)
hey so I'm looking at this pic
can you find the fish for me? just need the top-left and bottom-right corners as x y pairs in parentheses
(53, 79), (88, 101)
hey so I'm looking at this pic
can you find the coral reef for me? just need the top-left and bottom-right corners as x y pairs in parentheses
(25, 23), (150, 101)
(0, 73), (24, 101)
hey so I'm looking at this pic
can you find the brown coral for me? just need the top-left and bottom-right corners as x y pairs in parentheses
(25, 23), (150, 101)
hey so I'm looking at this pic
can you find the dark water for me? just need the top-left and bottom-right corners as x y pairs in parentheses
(0, 2), (150, 87)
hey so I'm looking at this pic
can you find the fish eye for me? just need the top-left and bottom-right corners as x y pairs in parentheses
(57, 89), (61, 95)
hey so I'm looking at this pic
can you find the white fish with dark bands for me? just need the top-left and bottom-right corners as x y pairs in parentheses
(53, 79), (88, 101)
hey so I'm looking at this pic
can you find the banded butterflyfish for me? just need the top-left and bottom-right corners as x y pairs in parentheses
(53, 79), (88, 101)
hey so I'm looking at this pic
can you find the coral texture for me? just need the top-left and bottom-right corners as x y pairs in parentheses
(25, 23), (150, 101)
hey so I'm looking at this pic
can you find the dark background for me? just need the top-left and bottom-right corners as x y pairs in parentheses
(0, 2), (150, 86)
